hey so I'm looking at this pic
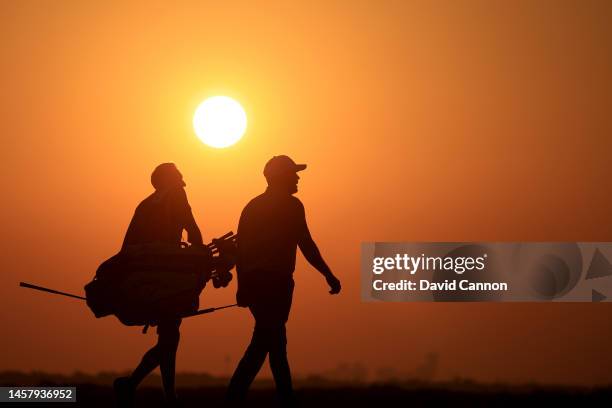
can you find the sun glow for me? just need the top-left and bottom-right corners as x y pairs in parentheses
(193, 96), (247, 148)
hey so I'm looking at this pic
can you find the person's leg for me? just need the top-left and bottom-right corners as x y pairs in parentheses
(268, 289), (294, 405)
(226, 308), (269, 401)
(129, 345), (160, 386)
(268, 323), (294, 405)
(157, 319), (181, 402)
(114, 336), (161, 407)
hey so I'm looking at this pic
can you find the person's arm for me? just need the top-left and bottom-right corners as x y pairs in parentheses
(171, 188), (204, 246)
(296, 202), (341, 294)
(184, 208), (203, 246)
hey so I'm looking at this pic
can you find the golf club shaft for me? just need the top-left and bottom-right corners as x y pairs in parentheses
(19, 281), (237, 317)
(19, 281), (86, 300)
(187, 303), (238, 317)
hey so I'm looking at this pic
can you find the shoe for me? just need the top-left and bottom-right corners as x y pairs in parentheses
(113, 376), (135, 408)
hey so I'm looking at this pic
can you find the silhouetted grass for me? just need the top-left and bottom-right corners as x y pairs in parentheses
(1, 372), (611, 407)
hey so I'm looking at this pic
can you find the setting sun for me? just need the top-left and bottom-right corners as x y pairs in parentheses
(193, 96), (247, 148)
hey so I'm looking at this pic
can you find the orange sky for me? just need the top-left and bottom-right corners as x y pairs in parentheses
(2, 1), (612, 385)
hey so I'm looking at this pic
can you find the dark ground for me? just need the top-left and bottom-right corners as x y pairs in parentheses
(2, 383), (611, 407)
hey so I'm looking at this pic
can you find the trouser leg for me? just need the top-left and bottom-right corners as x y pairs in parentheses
(130, 344), (160, 387)
(268, 324), (294, 404)
(157, 319), (181, 401)
(227, 279), (294, 402)
(129, 320), (181, 394)
(227, 327), (269, 401)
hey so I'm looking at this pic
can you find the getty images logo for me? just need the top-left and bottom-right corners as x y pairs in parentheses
(364, 242), (612, 302)
(372, 253), (488, 275)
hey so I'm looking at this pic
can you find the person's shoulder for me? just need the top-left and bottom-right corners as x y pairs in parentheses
(239, 194), (265, 226)
(284, 195), (305, 217)
(242, 193), (265, 212)
(136, 192), (156, 209)
(288, 195), (304, 209)
(242, 191), (303, 212)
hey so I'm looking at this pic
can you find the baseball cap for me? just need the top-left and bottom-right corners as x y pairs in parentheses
(263, 155), (307, 178)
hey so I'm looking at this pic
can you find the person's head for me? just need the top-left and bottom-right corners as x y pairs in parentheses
(263, 155), (306, 194)
(151, 163), (186, 191)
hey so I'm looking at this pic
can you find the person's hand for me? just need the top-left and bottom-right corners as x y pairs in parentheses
(326, 274), (341, 295)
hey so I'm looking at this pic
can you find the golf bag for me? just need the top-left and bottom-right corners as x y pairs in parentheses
(84, 232), (236, 327)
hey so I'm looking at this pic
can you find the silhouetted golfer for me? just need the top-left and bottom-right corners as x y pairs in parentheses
(227, 155), (341, 405)
(114, 163), (203, 407)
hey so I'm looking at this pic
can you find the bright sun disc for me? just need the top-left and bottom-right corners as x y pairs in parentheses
(193, 96), (247, 148)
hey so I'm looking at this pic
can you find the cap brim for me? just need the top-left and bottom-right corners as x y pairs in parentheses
(295, 164), (307, 172)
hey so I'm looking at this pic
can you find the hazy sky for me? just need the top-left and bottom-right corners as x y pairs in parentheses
(2, 1), (612, 385)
